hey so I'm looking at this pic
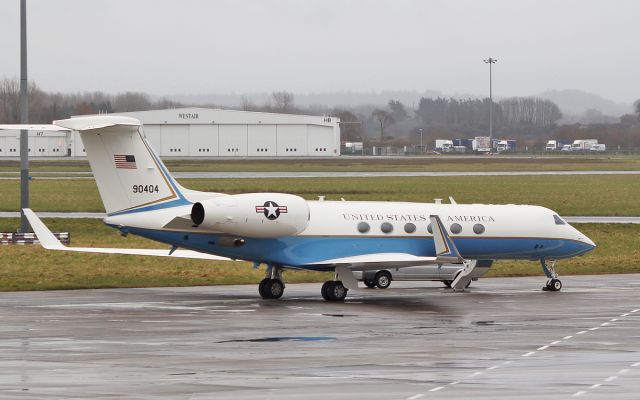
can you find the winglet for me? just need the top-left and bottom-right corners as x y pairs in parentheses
(430, 215), (464, 263)
(22, 209), (66, 250)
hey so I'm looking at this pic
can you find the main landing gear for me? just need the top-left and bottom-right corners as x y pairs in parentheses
(321, 280), (348, 302)
(259, 266), (285, 299)
(541, 259), (562, 292)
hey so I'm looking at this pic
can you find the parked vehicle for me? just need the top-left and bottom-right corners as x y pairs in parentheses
(589, 143), (606, 152)
(571, 139), (598, 151)
(545, 140), (571, 151)
(353, 260), (493, 289)
(472, 136), (491, 152)
(435, 139), (454, 152)
(496, 140), (516, 152)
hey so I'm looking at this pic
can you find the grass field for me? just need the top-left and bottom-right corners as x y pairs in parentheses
(1, 155), (640, 174)
(0, 219), (637, 291)
(0, 175), (638, 215)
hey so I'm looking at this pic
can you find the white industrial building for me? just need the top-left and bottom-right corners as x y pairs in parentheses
(70, 107), (341, 157)
(0, 107), (340, 158)
(0, 129), (67, 157)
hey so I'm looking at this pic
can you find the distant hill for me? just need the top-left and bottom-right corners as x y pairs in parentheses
(537, 89), (632, 117)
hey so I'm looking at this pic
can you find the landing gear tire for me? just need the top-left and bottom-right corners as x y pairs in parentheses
(374, 271), (392, 289)
(322, 281), (348, 302)
(442, 280), (453, 288)
(363, 280), (376, 288)
(259, 278), (284, 299)
(321, 281), (332, 300)
(545, 278), (562, 292)
(258, 278), (271, 298)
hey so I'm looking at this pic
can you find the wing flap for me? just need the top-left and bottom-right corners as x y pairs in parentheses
(305, 252), (440, 269)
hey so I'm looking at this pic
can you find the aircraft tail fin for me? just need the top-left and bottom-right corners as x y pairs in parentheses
(54, 116), (189, 216)
(430, 215), (465, 263)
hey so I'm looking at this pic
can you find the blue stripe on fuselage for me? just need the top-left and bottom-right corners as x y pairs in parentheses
(116, 226), (594, 269)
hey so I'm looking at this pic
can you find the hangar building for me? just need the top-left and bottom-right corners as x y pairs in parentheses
(70, 107), (341, 157)
(0, 129), (67, 157)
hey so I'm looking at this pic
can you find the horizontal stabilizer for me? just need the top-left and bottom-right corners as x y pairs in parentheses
(23, 209), (231, 261)
(54, 116), (140, 131)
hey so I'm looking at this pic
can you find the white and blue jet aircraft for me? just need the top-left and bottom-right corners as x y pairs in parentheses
(7, 116), (596, 301)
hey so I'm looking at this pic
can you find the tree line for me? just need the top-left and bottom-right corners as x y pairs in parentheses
(1, 77), (639, 149)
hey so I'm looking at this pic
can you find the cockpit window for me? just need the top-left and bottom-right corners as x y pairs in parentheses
(553, 215), (566, 225)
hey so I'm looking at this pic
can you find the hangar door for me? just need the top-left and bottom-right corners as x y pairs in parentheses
(143, 125), (162, 154)
(161, 125), (188, 156)
(276, 125), (307, 156)
(307, 125), (335, 156)
(248, 125), (276, 156)
(219, 125), (248, 157)
(189, 125), (219, 156)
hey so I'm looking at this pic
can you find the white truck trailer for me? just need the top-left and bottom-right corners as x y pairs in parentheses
(435, 139), (454, 153)
(571, 139), (598, 151)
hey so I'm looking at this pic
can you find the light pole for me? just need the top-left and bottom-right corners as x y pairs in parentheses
(19, 0), (30, 232)
(483, 57), (497, 149)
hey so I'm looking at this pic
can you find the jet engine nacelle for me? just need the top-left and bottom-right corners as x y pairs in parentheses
(191, 193), (310, 238)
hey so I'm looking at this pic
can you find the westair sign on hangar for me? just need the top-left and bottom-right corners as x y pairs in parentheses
(70, 107), (341, 157)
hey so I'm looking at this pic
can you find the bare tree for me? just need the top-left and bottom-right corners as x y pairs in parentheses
(240, 96), (257, 111)
(271, 91), (294, 113)
(112, 92), (152, 112)
(371, 109), (394, 142)
(635, 99), (640, 121)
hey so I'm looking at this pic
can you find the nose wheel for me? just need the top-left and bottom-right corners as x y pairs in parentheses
(540, 259), (562, 292)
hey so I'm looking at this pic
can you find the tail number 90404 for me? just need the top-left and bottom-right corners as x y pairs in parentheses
(133, 184), (160, 194)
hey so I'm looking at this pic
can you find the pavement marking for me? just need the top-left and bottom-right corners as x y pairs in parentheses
(571, 361), (640, 397)
(427, 306), (640, 395)
(407, 394), (425, 399)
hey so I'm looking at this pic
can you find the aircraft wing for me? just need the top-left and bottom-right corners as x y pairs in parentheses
(23, 209), (232, 261)
(304, 253), (444, 269)
(304, 214), (465, 269)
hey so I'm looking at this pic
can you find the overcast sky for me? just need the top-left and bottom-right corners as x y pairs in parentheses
(0, 0), (638, 102)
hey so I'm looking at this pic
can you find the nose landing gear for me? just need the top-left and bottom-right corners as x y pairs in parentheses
(541, 259), (562, 292)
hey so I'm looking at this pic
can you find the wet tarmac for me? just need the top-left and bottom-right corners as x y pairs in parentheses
(1, 275), (639, 399)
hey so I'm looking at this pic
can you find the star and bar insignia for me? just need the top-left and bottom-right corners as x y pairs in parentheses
(256, 201), (288, 220)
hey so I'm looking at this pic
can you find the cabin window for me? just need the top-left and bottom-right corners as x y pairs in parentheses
(380, 222), (393, 234)
(473, 224), (485, 234)
(450, 223), (462, 234)
(427, 223), (433, 234)
(357, 222), (370, 234)
(553, 215), (566, 225)
(404, 223), (416, 234)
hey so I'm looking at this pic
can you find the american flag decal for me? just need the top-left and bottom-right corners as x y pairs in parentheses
(114, 154), (137, 169)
